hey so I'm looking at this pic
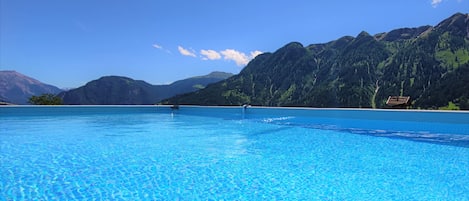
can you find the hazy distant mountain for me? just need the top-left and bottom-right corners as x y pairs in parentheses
(0, 70), (63, 104)
(163, 71), (234, 95)
(164, 13), (469, 109)
(59, 71), (233, 104)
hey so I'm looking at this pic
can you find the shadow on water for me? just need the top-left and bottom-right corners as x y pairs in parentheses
(248, 126), (294, 137)
(332, 126), (469, 148)
(256, 120), (469, 148)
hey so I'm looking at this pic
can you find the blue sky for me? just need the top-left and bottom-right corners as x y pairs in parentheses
(1, 0), (468, 88)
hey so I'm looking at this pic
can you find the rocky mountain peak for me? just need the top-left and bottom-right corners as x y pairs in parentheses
(435, 12), (469, 38)
(0, 70), (63, 104)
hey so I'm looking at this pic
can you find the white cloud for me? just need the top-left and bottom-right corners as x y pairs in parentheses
(152, 44), (163, 49)
(178, 46), (197, 57)
(431, 0), (465, 8)
(152, 43), (172, 54)
(431, 0), (443, 7)
(200, 49), (221, 60)
(250, 50), (263, 58)
(220, 49), (250, 66)
(175, 45), (263, 66)
(219, 49), (263, 66)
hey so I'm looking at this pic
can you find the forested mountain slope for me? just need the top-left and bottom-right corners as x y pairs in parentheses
(165, 13), (469, 109)
(59, 72), (232, 104)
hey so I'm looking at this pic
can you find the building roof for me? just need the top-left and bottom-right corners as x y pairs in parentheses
(386, 96), (411, 107)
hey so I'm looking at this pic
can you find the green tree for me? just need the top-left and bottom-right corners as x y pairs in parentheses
(28, 94), (63, 105)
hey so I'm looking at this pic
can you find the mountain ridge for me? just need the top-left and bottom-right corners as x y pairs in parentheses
(164, 13), (469, 109)
(0, 71), (233, 105)
(0, 70), (63, 104)
(59, 71), (233, 105)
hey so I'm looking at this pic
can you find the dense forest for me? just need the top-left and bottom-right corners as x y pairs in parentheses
(164, 13), (469, 110)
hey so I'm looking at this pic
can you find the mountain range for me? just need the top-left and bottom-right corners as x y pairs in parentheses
(58, 71), (233, 105)
(3, 13), (468, 109)
(0, 70), (63, 104)
(164, 13), (469, 110)
(0, 71), (232, 105)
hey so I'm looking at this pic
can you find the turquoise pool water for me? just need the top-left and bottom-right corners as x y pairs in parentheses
(1, 106), (468, 200)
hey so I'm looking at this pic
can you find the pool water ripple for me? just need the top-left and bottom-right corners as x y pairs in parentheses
(1, 107), (468, 200)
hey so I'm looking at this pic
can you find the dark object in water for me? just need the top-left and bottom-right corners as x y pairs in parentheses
(170, 105), (180, 110)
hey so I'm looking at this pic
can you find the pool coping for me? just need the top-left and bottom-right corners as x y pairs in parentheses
(1, 104), (468, 113)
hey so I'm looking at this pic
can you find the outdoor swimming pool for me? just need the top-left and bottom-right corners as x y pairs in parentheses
(1, 106), (468, 200)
